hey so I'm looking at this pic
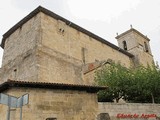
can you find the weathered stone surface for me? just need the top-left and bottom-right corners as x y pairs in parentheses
(40, 13), (133, 68)
(0, 88), (98, 120)
(0, 12), (135, 84)
(0, 7), (156, 120)
(98, 103), (160, 120)
(116, 30), (154, 67)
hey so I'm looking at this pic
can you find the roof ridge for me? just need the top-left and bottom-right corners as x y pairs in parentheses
(116, 28), (150, 41)
(1, 6), (134, 57)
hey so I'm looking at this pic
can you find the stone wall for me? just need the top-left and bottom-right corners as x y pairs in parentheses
(0, 13), (41, 83)
(40, 13), (132, 68)
(0, 49), (38, 83)
(2, 13), (41, 67)
(117, 30), (154, 67)
(37, 47), (83, 84)
(98, 102), (160, 120)
(39, 12), (133, 84)
(0, 88), (98, 120)
(0, 12), (133, 85)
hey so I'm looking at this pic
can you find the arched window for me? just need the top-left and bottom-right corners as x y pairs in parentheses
(144, 42), (149, 52)
(122, 41), (127, 50)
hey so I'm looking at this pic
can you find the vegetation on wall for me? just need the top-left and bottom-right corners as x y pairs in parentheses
(95, 62), (160, 103)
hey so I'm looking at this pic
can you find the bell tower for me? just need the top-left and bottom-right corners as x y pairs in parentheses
(116, 27), (154, 67)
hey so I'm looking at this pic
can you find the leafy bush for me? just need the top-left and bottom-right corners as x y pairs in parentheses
(95, 63), (160, 103)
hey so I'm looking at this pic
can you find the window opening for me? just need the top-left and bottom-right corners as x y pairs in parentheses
(122, 41), (127, 50)
(82, 47), (86, 64)
(144, 42), (149, 52)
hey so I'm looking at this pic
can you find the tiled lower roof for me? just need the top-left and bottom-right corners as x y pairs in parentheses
(0, 80), (107, 93)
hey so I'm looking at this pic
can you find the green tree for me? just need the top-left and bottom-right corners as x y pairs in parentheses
(128, 65), (160, 103)
(95, 63), (132, 102)
(95, 63), (160, 103)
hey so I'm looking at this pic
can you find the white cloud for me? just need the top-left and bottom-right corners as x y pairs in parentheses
(0, 0), (159, 65)
(67, 0), (141, 22)
(0, 0), (28, 35)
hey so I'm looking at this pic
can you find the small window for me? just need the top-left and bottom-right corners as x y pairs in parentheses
(144, 42), (149, 52)
(81, 47), (87, 64)
(122, 41), (127, 50)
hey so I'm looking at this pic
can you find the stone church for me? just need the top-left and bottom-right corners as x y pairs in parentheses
(0, 6), (154, 120)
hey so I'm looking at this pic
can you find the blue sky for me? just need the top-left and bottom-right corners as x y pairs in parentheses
(0, 0), (159, 66)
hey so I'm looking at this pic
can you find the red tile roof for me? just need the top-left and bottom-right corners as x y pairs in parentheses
(0, 80), (107, 93)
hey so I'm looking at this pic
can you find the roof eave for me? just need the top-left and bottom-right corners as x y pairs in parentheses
(116, 28), (150, 41)
(0, 80), (107, 93)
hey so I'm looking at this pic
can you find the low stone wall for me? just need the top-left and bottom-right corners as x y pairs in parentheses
(0, 88), (98, 120)
(98, 102), (160, 120)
